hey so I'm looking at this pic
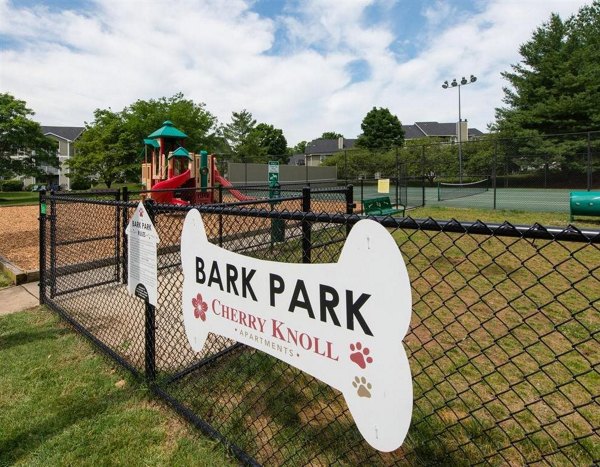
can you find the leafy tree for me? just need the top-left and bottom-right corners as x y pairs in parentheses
(237, 131), (266, 163)
(0, 93), (57, 179)
(322, 147), (397, 179)
(68, 109), (135, 188)
(356, 107), (404, 150)
(124, 93), (222, 154)
(70, 94), (221, 185)
(494, 1), (600, 136)
(289, 140), (307, 155)
(251, 123), (288, 163)
(223, 109), (256, 158)
(320, 131), (343, 139)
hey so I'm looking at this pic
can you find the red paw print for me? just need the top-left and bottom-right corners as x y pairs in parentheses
(350, 342), (373, 369)
(192, 293), (208, 321)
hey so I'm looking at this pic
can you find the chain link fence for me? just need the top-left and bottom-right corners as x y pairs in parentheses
(335, 131), (599, 213)
(39, 189), (599, 465)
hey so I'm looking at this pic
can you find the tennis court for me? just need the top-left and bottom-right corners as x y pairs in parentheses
(357, 184), (575, 212)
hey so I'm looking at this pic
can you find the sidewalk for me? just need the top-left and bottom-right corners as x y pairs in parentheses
(0, 282), (39, 316)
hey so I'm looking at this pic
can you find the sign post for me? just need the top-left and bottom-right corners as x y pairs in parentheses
(126, 201), (160, 380)
(125, 201), (160, 306)
(268, 161), (284, 242)
(268, 160), (279, 187)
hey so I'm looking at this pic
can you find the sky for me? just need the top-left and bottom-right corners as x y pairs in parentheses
(0, 0), (593, 146)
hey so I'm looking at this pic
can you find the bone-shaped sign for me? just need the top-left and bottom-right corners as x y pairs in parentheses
(181, 209), (413, 452)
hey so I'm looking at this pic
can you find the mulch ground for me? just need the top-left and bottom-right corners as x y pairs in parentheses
(0, 206), (39, 271)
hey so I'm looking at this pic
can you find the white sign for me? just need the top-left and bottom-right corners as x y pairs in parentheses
(268, 160), (279, 184)
(181, 210), (413, 452)
(126, 201), (160, 306)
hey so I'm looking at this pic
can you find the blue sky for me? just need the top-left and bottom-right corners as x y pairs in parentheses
(0, 0), (591, 144)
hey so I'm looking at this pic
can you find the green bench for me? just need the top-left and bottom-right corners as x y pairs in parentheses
(363, 196), (405, 217)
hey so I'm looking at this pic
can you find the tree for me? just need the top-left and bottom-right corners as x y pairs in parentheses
(494, 2), (600, 136)
(124, 93), (222, 154)
(251, 123), (288, 163)
(321, 147), (397, 179)
(320, 131), (343, 139)
(356, 107), (404, 150)
(289, 140), (307, 155)
(70, 94), (221, 185)
(0, 93), (57, 179)
(68, 109), (135, 188)
(223, 109), (256, 158)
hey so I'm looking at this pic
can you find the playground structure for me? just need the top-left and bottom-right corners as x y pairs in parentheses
(141, 121), (251, 205)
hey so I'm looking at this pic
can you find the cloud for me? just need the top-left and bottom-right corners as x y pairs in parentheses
(0, 0), (592, 144)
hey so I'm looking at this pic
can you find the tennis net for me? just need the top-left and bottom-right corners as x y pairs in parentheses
(438, 179), (489, 201)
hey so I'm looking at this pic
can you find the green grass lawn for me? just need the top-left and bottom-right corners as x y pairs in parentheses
(240, 218), (599, 464)
(407, 205), (600, 229)
(0, 308), (234, 466)
(0, 192), (39, 207)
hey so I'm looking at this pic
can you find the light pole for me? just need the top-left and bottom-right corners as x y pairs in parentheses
(442, 75), (477, 182)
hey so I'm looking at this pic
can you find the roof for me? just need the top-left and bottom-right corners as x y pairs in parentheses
(143, 138), (160, 148)
(402, 125), (426, 139)
(148, 120), (188, 139)
(305, 138), (357, 155)
(41, 126), (85, 142)
(287, 153), (305, 165)
(414, 122), (458, 137)
(403, 122), (485, 139)
(169, 146), (191, 159)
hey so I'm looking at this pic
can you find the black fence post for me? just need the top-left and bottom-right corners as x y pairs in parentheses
(544, 153), (548, 189)
(344, 150), (348, 184)
(301, 187), (311, 264)
(143, 198), (156, 381)
(345, 184), (354, 237)
(360, 178), (364, 213)
(395, 147), (400, 208)
(421, 145), (426, 207)
(38, 190), (46, 305)
(493, 141), (498, 210)
(115, 188), (121, 281)
(49, 190), (57, 299)
(121, 187), (129, 284)
(587, 132), (592, 191)
(218, 184), (223, 247)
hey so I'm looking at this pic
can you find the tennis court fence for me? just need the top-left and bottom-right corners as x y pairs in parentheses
(333, 131), (600, 212)
(39, 189), (599, 465)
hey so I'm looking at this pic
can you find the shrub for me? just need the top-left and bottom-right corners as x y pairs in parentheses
(70, 177), (92, 191)
(0, 179), (24, 191)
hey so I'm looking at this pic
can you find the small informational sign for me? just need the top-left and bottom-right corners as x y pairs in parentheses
(377, 178), (390, 193)
(268, 160), (279, 185)
(181, 210), (413, 452)
(126, 201), (160, 306)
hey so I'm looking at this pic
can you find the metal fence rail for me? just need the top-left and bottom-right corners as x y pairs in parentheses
(39, 190), (599, 466)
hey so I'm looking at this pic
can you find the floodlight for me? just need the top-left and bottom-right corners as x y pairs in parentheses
(451, 79), (458, 87)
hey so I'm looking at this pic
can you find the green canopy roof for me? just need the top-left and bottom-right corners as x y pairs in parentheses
(143, 138), (160, 148)
(169, 146), (191, 159)
(147, 120), (188, 139)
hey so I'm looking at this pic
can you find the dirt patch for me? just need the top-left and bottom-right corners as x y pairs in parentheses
(0, 206), (39, 271)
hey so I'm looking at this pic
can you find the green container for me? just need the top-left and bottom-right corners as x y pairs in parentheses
(570, 191), (600, 220)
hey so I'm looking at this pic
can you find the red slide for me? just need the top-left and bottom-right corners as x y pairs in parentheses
(150, 169), (191, 205)
(213, 167), (254, 201)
